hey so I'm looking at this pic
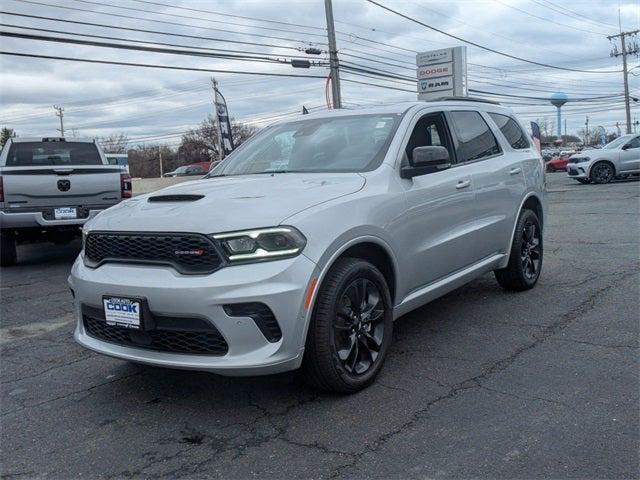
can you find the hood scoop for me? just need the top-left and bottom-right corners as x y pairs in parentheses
(147, 194), (205, 203)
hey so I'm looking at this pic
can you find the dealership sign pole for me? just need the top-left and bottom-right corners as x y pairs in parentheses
(416, 46), (467, 101)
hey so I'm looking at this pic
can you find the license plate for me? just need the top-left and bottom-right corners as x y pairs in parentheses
(54, 207), (77, 219)
(103, 297), (141, 329)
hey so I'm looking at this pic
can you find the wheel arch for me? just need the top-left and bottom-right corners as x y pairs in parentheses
(499, 192), (544, 269)
(588, 159), (616, 178)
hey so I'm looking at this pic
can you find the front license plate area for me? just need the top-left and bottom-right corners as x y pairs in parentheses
(103, 297), (141, 329)
(54, 207), (77, 219)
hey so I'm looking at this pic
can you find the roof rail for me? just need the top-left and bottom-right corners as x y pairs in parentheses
(430, 96), (501, 105)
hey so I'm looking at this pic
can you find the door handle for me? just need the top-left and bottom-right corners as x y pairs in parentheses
(456, 180), (471, 189)
(509, 167), (522, 175)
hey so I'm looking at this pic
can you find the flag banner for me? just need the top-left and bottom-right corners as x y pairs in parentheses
(530, 121), (541, 154)
(215, 87), (235, 156)
(597, 126), (607, 145)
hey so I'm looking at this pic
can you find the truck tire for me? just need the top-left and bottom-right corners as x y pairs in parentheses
(302, 258), (393, 393)
(494, 209), (543, 291)
(1, 231), (18, 267)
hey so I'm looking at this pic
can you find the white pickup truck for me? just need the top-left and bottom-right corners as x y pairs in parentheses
(0, 137), (131, 266)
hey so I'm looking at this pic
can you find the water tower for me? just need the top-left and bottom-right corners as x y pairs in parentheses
(550, 92), (568, 139)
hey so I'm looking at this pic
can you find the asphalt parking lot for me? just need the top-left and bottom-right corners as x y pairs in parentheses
(1, 173), (638, 479)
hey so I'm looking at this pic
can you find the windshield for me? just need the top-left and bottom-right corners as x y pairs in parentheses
(210, 114), (401, 176)
(603, 136), (632, 150)
(5, 141), (103, 166)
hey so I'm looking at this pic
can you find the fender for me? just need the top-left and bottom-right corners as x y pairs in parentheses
(299, 234), (399, 345)
(498, 192), (544, 269)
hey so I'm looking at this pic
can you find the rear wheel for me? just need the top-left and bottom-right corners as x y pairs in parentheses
(494, 209), (542, 291)
(591, 162), (615, 184)
(302, 258), (393, 393)
(0, 231), (18, 267)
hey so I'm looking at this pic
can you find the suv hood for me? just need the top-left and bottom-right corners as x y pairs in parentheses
(87, 173), (366, 233)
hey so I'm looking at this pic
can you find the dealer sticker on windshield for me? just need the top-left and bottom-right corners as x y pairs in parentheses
(103, 297), (141, 329)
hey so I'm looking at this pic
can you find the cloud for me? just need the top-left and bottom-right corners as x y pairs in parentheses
(0, 0), (637, 139)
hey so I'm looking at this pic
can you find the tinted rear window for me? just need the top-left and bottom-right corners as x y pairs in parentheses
(5, 142), (103, 166)
(449, 111), (501, 162)
(489, 113), (530, 149)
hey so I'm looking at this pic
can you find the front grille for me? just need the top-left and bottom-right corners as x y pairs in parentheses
(84, 232), (223, 274)
(83, 315), (228, 355)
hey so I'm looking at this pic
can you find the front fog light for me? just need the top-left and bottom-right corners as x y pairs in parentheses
(212, 227), (306, 263)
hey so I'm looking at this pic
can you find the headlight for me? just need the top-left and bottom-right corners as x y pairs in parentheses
(211, 226), (306, 263)
(572, 156), (590, 163)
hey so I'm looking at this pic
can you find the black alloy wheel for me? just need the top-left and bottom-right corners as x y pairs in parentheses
(494, 209), (543, 291)
(591, 162), (615, 184)
(521, 219), (541, 281)
(302, 257), (393, 393)
(333, 278), (385, 375)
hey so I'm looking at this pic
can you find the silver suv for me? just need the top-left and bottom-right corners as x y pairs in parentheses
(69, 99), (546, 393)
(567, 134), (640, 184)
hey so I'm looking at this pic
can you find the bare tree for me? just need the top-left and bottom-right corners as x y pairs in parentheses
(178, 115), (258, 163)
(98, 133), (130, 153)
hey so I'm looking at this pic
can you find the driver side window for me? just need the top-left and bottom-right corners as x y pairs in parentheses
(625, 137), (640, 149)
(404, 112), (454, 165)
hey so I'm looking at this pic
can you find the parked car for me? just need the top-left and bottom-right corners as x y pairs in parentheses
(163, 164), (208, 177)
(70, 99), (546, 393)
(545, 154), (571, 172)
(567, 134), (640, 184)
(0, 137), (131, 266)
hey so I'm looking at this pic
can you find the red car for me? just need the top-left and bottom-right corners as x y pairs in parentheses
(546, 155), (570, 172)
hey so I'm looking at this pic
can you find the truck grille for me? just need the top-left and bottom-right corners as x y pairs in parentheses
(83, 315), (229, 355)
(84, 232), (224, 274)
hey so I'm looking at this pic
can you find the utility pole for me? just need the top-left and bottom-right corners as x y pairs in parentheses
(159, 149), (163, 178)
(608, 29), (639, 134)
(53, 105), (65, 137)
(585, 116), (589, 145)
(564, 118), (567, 138)
(324, 0), (342, 109)
(210, 77), (225, 160)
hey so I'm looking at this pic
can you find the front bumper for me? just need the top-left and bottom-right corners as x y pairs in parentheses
(68, 252), (318, 376)
(566, 163), (589, 178)
(0, 207), (108, 229)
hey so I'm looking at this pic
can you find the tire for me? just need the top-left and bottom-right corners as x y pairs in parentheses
(0, 231), (18, 267)
(546, 165), (556, 173)
(576, 178), (591, 184)
(494, 209), (543, 292)
(302, 257), (393, 393)
(590, 162), (615, 184)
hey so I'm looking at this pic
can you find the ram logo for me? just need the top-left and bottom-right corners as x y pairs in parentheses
(57, 179), (71, 192)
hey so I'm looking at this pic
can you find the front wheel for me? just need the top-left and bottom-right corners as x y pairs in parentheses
(591, 162), (615, 184)
(494, 209), (543, 291)
(546, 165), (556, 173)
(302, 258), (393, 393)
(0, 231), (18, 266)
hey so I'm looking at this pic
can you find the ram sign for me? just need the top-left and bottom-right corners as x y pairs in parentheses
(416, 46), (467, 101)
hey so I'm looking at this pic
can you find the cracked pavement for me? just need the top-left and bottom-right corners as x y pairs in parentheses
(1, 174), (638, 479)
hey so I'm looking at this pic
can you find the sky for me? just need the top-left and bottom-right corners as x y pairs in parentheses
(0, 0), (638, 147)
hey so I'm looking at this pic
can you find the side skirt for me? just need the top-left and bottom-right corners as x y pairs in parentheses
(392, 253), (505, 320)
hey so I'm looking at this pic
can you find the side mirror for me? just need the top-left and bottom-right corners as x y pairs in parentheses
(401, 146), (451, 179)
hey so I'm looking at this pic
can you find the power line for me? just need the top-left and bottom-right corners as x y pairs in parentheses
(0, 51), (329, 78)
(67, 0), (330, 40)
(0, 31), (329, 67)
(489, 0), (612, 36)
(10, 0), (326, 47)
(0, 11), (308, 52)
(528, 0), (620, 30)
(364, 0), (622, 74)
